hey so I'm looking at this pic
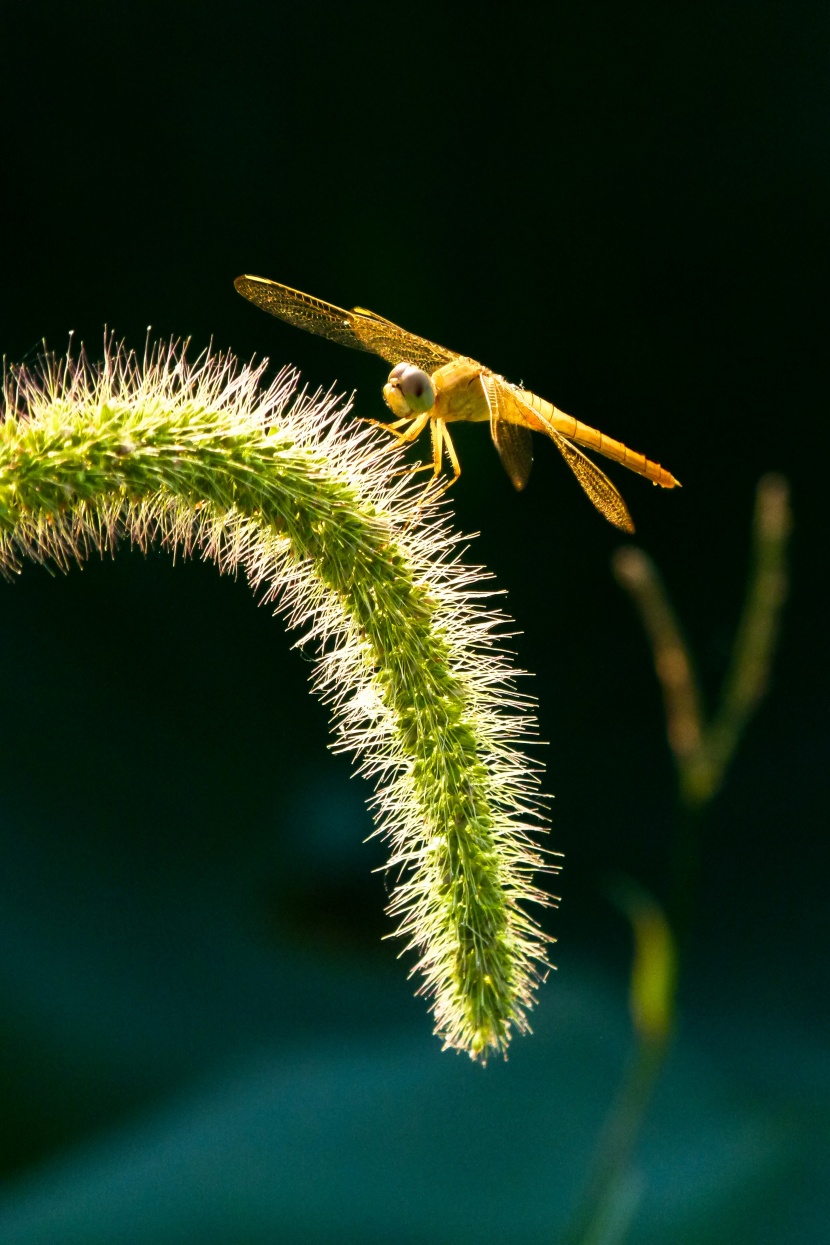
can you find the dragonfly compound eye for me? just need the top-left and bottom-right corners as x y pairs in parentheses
(388, 363), (435, 414)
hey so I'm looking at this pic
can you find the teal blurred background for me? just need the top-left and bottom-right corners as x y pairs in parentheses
(1, 2), (827, 1240)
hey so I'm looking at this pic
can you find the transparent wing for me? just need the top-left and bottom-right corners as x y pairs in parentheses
(549, 428), (635, 532)
(492, 421), (534, 491)
(481, 374), (533, 490)
(235, 276), (373, 353)
(234, 276), (458, 373)
(348, 307), (458, 373)
(504, 384), (635, 531)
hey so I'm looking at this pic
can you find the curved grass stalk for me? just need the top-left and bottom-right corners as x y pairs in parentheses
(0, 337), (556, 1060)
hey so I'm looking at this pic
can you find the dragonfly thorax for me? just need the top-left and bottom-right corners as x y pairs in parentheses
(432, 357), (491, 425)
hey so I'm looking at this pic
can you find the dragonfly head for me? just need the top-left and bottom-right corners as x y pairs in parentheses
(383, 363), (436, 418)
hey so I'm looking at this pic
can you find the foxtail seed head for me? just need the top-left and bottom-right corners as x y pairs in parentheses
(0, 336), (558, 1059)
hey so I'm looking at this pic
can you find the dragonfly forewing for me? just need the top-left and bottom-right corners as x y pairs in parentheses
(235, 276), (456, 374)
(234, 277), (375, 355)
(348, 309), (458, 374)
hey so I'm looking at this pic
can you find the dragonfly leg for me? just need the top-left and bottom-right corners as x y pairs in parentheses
(421, 419), (459, 496)
(440, 422), (462, 484)
(362, 413), (430, 445)
(430, 418), (444, 475)
(361, 415), (410, 434)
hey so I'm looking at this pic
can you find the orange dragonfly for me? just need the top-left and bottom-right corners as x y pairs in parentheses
(235, 275), (680, 532)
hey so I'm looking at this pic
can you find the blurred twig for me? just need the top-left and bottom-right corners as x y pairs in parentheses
(612, 474), (791, 808)
(562, 882), (677, 1245)
(563, 475), (791, 1244)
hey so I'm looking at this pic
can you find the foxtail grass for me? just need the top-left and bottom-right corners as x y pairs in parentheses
(0, 336), (557, 1060)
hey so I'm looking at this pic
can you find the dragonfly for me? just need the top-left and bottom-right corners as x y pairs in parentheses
(234, 275), (680, 532)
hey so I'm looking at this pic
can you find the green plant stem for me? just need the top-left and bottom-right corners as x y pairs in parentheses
(566, 475), (792, 1240)
(701, 474), (791, 801)
(562, 1035), (668, 1245)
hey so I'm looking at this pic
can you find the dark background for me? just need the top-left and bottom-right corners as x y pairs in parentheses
(0, 2), (827, 1241)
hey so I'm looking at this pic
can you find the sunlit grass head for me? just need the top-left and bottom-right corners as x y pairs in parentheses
(0, 337), (558, 1060)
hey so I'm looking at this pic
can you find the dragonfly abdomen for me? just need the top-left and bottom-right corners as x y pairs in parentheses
(520, 391), (680, 489)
